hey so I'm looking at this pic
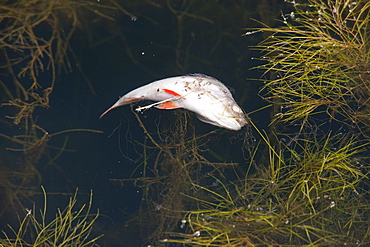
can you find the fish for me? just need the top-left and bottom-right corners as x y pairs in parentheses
(100, 74), (247, 130)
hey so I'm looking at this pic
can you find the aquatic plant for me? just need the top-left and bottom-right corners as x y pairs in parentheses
(0, 0), (122, 124)
(0, 0), (125, 231)
(160, 129), (370, 246)
(153, 0), (370, 246)
(0, 187), (101, 247)
(110, 108), (247, 244)
(252, 0), (370, 134)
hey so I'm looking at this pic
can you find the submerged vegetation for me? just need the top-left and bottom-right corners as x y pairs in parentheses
(0, 188), (101, 247)
(0, 0), (117, 239)
(155, 130), (370, 246)
(255, 0), (370, 133)
(138, 0), (370, 246)
(110, 109), (247, 244)
(2, 0), (370, 246)
(0, 0), (266, 245)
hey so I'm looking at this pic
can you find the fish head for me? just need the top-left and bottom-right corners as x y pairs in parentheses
(194, 98), (247, 131)
(174, 77), (247, 130)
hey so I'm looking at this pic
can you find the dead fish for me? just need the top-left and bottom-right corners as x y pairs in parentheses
(100, 74), (247, 130)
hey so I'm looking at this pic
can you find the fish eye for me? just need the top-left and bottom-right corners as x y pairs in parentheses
(232, 105), (242, 113)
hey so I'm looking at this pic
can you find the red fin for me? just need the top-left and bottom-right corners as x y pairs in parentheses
(162, 89), (182, 97)
(155, 101), (181, 109)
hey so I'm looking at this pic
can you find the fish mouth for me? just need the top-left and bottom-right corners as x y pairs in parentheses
(235, 117), (248, 126)
(225, 117), (248, 131)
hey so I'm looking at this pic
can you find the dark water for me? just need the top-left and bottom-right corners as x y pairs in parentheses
(0, 1), (290, 246)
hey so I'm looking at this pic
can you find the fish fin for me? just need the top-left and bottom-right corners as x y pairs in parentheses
(100, 97), (139, 119)
(162, 89), (182, 97)
(155, 101), (182, 109)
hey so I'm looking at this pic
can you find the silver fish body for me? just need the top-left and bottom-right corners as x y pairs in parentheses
(100, 74), (247, 130)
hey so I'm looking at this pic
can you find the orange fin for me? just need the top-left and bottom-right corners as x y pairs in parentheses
(162, 89), (182, 97)
(155, 101), (181, 109)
